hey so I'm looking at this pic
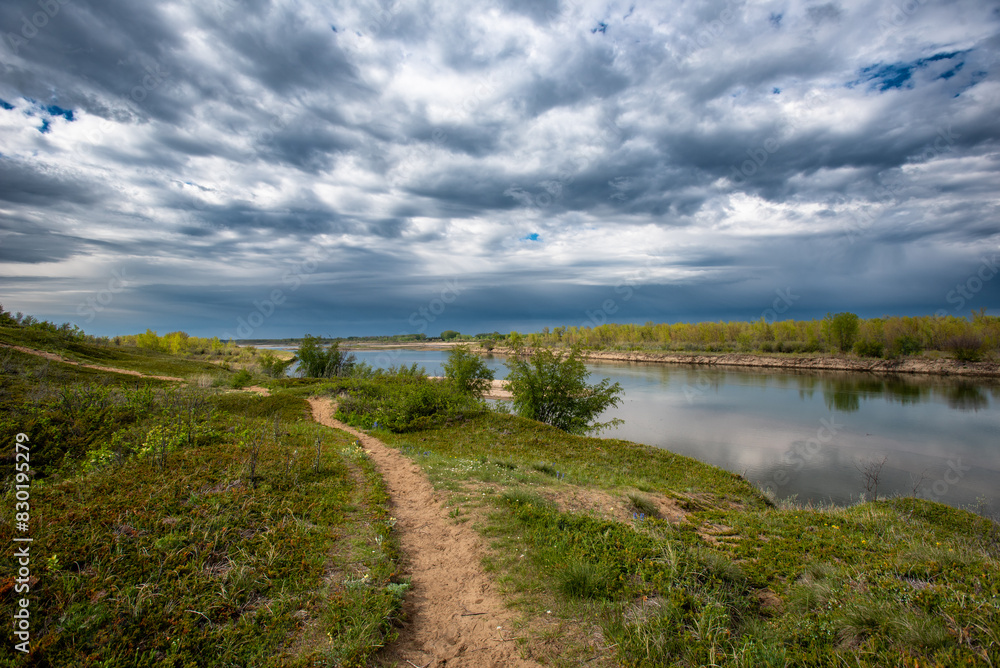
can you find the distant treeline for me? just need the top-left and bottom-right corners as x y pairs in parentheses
(510, 312), (1000, 361)
(239, 331), (510, 345)
(1, 304), (87, 340)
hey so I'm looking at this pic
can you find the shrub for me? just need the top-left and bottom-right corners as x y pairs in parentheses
(230, 368), (254, 388)
(333, 377), (479, 432)
(853, 338), (884, 358)
(945, 334), (984, 363)
(889, 334), (923, 357)
(504, 346), (624, 435)
(258, 350), (294, 378)
(443, 345), (495, 398)
(295, 335), (355, 377)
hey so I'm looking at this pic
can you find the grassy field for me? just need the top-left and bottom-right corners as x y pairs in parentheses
(3, 331), (999, 666)
(346, 405), (1000, 667)
(1, 344), (406, 667)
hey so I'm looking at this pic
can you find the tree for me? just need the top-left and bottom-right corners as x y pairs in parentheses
(440, 330), (461, 341)
(295, 335), (356, 377)
(136, 328), (162, 351)
(504, 346), (623, 434)
(258, 350), (295, 378)
(825, 312), (860, 353)
(443, 345), (495, 398)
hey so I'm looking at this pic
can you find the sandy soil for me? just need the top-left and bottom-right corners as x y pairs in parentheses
(0, 343), (186, 382)
(427, 376), (512, 400)
(490, 347), (1000, 377)
(307, 397), (541, 668)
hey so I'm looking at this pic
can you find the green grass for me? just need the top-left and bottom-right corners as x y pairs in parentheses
(1, 360), (406, 667)
(1, 326), (226, 379)
(5, 346), (999, 667)
(364, 408), (1000, 667)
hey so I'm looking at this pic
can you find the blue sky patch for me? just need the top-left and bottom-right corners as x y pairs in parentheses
(38, 119), (51, 134)
(853, 50), (968, 92)
(45, 105), (75, 121)
(522, 232), (541, 242)
(0, 99), (13, 110)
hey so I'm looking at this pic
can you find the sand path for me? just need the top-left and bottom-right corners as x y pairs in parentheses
(0, 343), (185, 381)
(307, 397), (540, 668)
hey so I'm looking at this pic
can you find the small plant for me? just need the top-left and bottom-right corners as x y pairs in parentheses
(558, 560), (612, 600)
(627, 492), (659, 518)
(857, 455), (888, 499)
(294, 335), (355, 377)
(230, 368), (254, 388)
(385, 581), (411, 599)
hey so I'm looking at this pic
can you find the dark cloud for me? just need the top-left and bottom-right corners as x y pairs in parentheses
(0, 0), (997, 336)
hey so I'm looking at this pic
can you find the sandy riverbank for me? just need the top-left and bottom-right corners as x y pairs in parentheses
(488, 347), (1000, 377)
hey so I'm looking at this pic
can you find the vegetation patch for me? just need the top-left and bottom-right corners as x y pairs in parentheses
(378, 407), (999, 667)
(1, 362), (405, 667)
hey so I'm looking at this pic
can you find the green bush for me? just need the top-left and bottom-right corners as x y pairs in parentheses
(295, 335), (355, 377)
(258, 350), (294, 378)
(505, 346), (624, 435)
(889, 334), (923, 357)
(333, 376), (480, 432)
(443, 345), (495, 398)
(853, 338), (885, 358)
(230, 368), (254, 388)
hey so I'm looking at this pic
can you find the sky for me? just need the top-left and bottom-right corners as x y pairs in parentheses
(1, 0), (998, 340)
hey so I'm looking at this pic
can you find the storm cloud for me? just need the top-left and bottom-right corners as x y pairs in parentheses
(1, 0), (998, 337)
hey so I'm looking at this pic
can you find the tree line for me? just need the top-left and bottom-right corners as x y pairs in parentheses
(509, 311), (999, 362)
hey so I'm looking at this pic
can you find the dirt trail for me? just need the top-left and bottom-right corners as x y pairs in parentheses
(307, 397), (541, 668)
(1, 343), (185, 382)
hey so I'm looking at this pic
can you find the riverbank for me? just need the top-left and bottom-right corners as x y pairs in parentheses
(359, 404), (1000, 667)
(489, 347), (1000, 377)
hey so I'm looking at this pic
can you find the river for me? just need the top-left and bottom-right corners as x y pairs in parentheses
(288, 347), (1000, 515)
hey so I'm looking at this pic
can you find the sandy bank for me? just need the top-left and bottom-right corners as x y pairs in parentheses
(488, 348), (1000, 377)
(428, 376), (512, 400)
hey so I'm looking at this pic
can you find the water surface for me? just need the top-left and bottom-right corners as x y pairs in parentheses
(295, 347), (1000, 514)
